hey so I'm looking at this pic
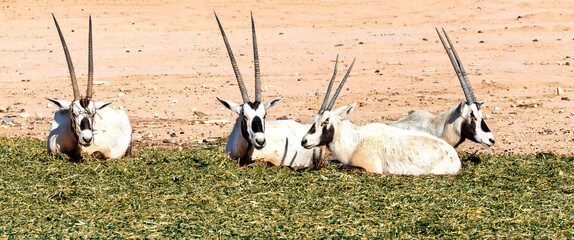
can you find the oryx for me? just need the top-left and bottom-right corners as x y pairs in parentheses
(47, 15), (132, 161)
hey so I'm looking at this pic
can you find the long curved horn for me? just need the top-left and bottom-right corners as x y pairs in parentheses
(53, 14), (80, 100)
(214, 11), (250, 103)
(86, 16), (94, 99)
(327, 58), (355, 110)
(436, 28), (476, 103)
(320, 55), (339, 112)
(251, 12), (261, 102)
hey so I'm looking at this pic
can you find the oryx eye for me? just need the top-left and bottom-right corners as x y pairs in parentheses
(321, 118), (329, 126)
(470, 112), (477, 121)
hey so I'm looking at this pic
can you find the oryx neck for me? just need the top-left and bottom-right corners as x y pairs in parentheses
(439, 104), (465, 146)
(328, 120), (360, 163)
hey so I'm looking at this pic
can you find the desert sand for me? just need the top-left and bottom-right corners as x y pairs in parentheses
(1, 0), (573, 156)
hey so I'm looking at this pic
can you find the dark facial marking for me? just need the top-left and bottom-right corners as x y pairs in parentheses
(319, 125), (335, 146)
(322, 118), (330, 126)
(480, 119), (491, 132)
(247, 101), (261, 110)
(239, 114), (254, 166)
(240, 114), (250, 140)
(79, 98), (90, 108)
(251, 116), (263, 133)
(457, 117), (478, 147)
(308, 124), (316, 134)
(80, 117), (91, 131)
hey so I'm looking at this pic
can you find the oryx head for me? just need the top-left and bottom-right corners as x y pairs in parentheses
(214, 12), (283, 149)
(302, 56), (356, 149)
(48, 14), (110, 147)
(437, 28), (495, 147)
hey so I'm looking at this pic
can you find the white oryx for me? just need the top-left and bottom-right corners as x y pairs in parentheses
(47, 15), (132, 161)
(301, 57), (461, 175)
(214, 12), (321, 168)
(391, 28), (495, 148)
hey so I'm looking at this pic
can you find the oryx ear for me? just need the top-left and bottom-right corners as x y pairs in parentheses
(458, 102), (472, 116)
(216, 97), (242, 114)
(95, 102), (112, 110)
(456, 101), (465, 114)
(333, 103), (356, 120)
(264, 96), (283, 110)
(47, 98), (71, 110)
(477, 100), (487, 108)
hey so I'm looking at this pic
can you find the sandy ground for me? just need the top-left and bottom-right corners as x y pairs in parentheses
(1, 0), (573, 156)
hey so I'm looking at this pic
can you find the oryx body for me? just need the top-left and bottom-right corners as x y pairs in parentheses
(301, 57), (461, 176)
(214, 12), (321, 168)
(391, 28), (494, 148)
(47, 15), (132, 161)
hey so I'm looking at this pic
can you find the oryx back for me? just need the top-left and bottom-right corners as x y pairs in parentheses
(356, 124), (460, 175)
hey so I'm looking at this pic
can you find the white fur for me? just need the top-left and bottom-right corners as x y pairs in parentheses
(303, 104), (460, 175)
(47, 99), (131, 159)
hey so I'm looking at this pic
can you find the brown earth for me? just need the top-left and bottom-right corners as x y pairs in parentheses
(1, 0), (573, 156)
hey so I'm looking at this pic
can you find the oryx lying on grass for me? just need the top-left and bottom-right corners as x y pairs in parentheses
(214, 12), (321, 168)
(391, 28), (495, 148)
(47, 15), (132, 161)
(301, 57), (461, 175)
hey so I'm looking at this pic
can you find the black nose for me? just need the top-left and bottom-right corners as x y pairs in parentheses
(255, 139), (265, 146)
(80, 118), (91, 131)
(489, 138), (495, 144)
(301, 139), (307, 146)
(83, 136), (92, 142)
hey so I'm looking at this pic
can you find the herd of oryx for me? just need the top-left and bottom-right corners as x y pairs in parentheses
(46, 13), (496, 176)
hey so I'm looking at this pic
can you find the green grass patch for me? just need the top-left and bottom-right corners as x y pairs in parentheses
(0, 138), (573, 238)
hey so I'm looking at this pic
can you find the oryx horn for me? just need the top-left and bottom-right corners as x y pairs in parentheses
(87, 16), (94, 99)
(319, 54), (339, 112)
(251, 12), (262, 103)
(326, 57), (356, 111)
(214, 11), (251, 103)
(53, 14), (81, 100)
(436, 28), (477, 104)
